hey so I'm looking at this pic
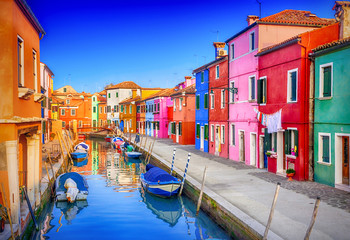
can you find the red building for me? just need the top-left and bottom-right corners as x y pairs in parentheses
(208, 52), (229, 158)
(256, 23), (339, 180)
(170, 84), (196, 145)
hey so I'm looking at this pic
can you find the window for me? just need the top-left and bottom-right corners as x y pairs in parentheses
(221, 90), (225, 108)
(63, 88), (67, 93)
(116, 92), (118, 98)
(230, 43), (234, 60)
(196, 124), (200, 138)
(93, 96), (96, 102)
(130, 105), (132, 114)
(174, 99), (176, 111)
(320, 63), (333, 98)
(318, 133), (331, 164)
(221, 125), (225, 144)
(204, 93), (208, 109)
(179, 122), (182, 136)
(116, 105), (119, 112)
(93, 106), (96, 113)
(62, 121), (66, 128)
(250, 32), (255, 51)
(257, 77), (267, 104)
(171, 122), (176, 134)
(196, 95), (200, 110)
(137, 106), (140, 113)
(210, 93), (214, 109)
(71, 109), (76, 116)
(100, 107), (102, 113)
(216, 65), (219, 79)
(230, 124), (235, 146)
(33, 50), (37, 92)
(179, 98), (183, 111)
(108, 93), (111, 98)
(104, 106), (107, 113)
(61, 109), (65, 116)
(157, 103), (160, 111)
(249, 76), (256, 101)
(107, 106), (111, 112)
(201, 71), (204, 83)
(204, 124), (209, 140)
(79, 120), (82, 128)
(66, 99), (70, 105)
(287, 69), (298, 102)
(284, 129), (299, 156)
(114, 105), (117, 112)
(230, 81), (235, 103)
(17, 36), (24, 87)
(211, 125), (214, 142)
(124, 105), (127, 113)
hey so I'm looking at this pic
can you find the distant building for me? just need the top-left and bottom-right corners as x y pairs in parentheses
(40, 63), (54, 143)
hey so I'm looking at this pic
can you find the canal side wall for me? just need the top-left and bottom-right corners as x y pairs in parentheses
(135, 141), (282, 240)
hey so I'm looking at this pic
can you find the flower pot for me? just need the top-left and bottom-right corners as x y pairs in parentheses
(287, 173), (295, 181)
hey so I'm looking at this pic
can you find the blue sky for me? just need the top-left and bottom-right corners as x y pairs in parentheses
(27, 0), (336, 93)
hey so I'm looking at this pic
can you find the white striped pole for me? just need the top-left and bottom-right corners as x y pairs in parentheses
(179, 153), (191, 196)
(170, 148), (176, 175)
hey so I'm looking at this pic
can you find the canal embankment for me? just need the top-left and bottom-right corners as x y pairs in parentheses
(130, 135), (350, 240)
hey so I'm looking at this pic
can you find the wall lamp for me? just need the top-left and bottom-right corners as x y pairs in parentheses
(210, 87), (238, 94)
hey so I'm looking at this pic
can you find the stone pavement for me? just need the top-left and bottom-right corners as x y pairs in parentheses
(131, 135), (350, 240)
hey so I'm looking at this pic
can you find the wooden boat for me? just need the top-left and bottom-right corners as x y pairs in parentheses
(126, 151), (142, 158)
(55, 172), (89, 202)
(74, 142), (89, 151)
(140, 164), (181, 198)
(71, 149), (88, 162)
(105, 135), (114, 142)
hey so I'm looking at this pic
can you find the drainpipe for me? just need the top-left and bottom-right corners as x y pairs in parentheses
(309, 56), (315, 181)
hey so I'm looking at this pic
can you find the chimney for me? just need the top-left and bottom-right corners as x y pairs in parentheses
(213, 42), (226, 59)
(184, 76), (192, 87)
(247, 15), (259, 26)
(333, 1), (350, 39)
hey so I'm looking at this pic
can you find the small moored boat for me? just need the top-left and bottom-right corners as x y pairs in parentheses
(74, 142), (89, 151)
(126, 151), (142, 158)
(71, 149), (88, 162)
(140, 164), (181, 198)
(55, 172), (89, 202)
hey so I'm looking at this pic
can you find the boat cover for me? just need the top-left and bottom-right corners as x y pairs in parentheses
(144, 166), (178, 183)
(56, 172), (88, 192)
(146, 164), (156, 171)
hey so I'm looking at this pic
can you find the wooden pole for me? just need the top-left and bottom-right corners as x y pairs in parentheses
(143, 135), (148, 149)
(44, 161), (51, 183)
(56, 131), (67, 172)
(0, 183), (14, 240)
(196, 166), (207, 215)
(170, 148), (176, 175)
(304, 197), (321, 240)
(263, 182), (281, 240)
(146, 139), (155, 164)
(58, 132), (73, 165)
(179, 153), (191, 196)
(145, 142), (152, 164)
(46, 150), (56, 181)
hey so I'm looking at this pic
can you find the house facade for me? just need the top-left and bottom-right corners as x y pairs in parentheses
(40, 63), (54, 143)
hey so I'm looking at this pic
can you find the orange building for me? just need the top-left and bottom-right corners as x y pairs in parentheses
(0, 0), (46, 232)
(120, 95), (140, 133)
(98, 95), (107, 128)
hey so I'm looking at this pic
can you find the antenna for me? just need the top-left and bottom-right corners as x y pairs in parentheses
(256, 0), (262, 19)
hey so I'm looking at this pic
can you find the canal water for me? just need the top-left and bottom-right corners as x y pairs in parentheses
(33, 139), (230, 240)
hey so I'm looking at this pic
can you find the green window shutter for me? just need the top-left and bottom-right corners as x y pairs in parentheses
(294, 130), (298, 156)
(179, 122), (182, 136)
(204, 125), (208, 140)
(130, 105), (132, 114)
(274, 133), (277, 152)
(284, 130), (290, 154)
(196, 124), (200, 138)
(322, 136), (330, 163)
(204, 93), (208, 109)
(201, 72), (204, 83)
(108, 93), (111, 98)
(196, 95), (200, 109)
(291, 71), (297, 101)
(264, 128), (268, 151)
(323, 66), (331, 97)
(257, 79), (263, 104)
(268, 133), (272, 151)
(263, 78), (267, 103)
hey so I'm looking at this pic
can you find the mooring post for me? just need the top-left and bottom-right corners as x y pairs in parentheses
(46, 149), (56, 181)
(304, 197), (321, 240)
(146, 139), (155, 164)
(59, 131), (73, 165)
(170, 148), (176, 175)
(263, 182), (281, 240)
(56, 131), (67, 172)
(196, 166), (208, 215)
(179, 153), (191, 196)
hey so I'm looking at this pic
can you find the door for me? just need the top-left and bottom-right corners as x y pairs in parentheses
(200, 126), (204, 150)
(239, 131), (245, 162)
(215, 126), (220, 156)
(176, 123), (179, 143)
(250, 133), (257, 167)
(342, 136), (349, 185)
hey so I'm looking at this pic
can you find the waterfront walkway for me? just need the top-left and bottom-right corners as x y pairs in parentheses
(134, 135), (350, 240)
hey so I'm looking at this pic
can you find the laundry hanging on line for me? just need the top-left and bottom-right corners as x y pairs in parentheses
(254, 108), (282, 133)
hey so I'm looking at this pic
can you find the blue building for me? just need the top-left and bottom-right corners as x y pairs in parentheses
(145, 99), (155, 137)
(193, 67), (209, 152)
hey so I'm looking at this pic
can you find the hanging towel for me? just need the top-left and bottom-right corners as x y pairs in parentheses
(267, 110), (282, 133)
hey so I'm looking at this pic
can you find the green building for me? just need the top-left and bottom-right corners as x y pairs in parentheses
(312, 37), (350, 188)
(92, 94), (99, 128)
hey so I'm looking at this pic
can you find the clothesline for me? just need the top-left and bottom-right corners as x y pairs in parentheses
(254, 108), (282, 133)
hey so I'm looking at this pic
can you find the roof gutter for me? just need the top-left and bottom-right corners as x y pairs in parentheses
(310, 41), (350, 58)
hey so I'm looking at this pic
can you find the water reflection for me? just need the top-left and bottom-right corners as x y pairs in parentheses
(36, 139), (230, 240)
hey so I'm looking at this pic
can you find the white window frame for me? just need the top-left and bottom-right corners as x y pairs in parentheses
(104, 106), (107, 113)
(221, 90), (225, 108)
(248, 75), (256, 101)
(61, 109), (65, 116)
(271, 132), (277, 153)
(230, 81), (235, 103)
(249, 31), (256, 51)
(215, 65), (219, 79)
(221, 125), (225, 144)
(71, 109), (76, 116)
(319, 62), (333, 99)
(211, 124), (214, 142)
(258, 76), (267, 105)
(33, 50), (37, 92)
(66, 99), (70, 105)
(17, 36), (24, 87)
(287, 68), (298, 103)
(173, 98), (176, 111)
(210, 93), (214, 109)
(318, 133), (331, 165)
(230, 123), (235, 146)
(62, 121), (66, 128)
(179, 98), (183, 111)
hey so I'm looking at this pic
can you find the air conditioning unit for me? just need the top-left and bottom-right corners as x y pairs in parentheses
(218, 49), (227, 56)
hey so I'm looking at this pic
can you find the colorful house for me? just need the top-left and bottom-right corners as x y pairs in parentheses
(40, 63), (54, 143)
(0, 0), (46, 231)
(119, 93), (140, 134)
(170, 82), (196, 145)
(256, 23), (339, 180)
(137, 99), (146, 134)
(92, 93), (99, 129)
(98, 95), (107, 128)
(311, 1), (350, 188)
(208, 50), (228, 158)
(226, 10), (335, 168)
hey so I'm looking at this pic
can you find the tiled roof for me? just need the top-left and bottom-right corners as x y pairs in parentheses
(333, 1), (350, 9)
(98, 96), (107, 102)
(312, 37), (350, 53)
(258, 10), (335, 26)
(171, 84), (196, 97)
(105, 81), (141, 90)
(99, 90), (106, 95)
(119, 96), (141, 104)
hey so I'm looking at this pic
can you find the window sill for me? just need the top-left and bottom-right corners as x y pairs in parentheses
(287, 100), (297, 104)
(248, 99), (257, 103)
(318, 97), (332, 100)
(317, 161), (331, 166)
(286, 154), (297, 159)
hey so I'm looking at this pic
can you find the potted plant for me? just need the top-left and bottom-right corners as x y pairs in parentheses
(286, 168), (295, 181)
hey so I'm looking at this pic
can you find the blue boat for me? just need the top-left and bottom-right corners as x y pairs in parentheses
(74, 142), (89, 151)
(126, 151), (142, 158)
(73, 158), (88, 167)
(55, 172), (89, 202)
(140, 164), (181, 198)
(71, 149), (88, 162)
